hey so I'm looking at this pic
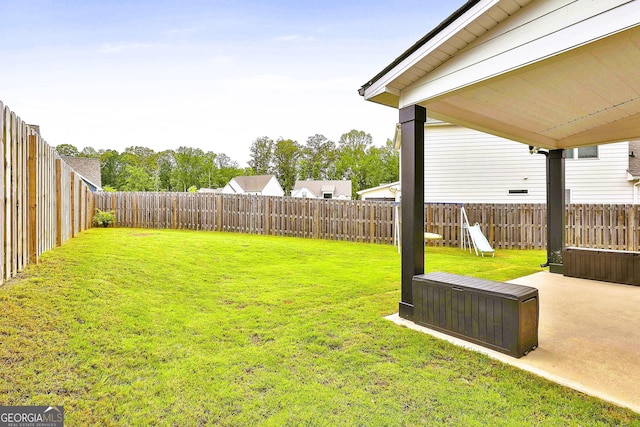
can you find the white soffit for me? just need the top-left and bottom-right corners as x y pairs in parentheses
(364, 0), (532, 107)
(362, 0), (640, 149)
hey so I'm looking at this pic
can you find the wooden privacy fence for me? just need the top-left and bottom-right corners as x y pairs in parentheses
(95, 192), (640, 251)
(1, 101), (95, 285)
(95, 192), (396, 244)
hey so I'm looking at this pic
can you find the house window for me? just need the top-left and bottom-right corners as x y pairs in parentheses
(323, 192), (333, 199)
(566, 146), (598, 159)
(302, 191), (307, 198)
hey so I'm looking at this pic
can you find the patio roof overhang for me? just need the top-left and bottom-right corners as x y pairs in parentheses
(359, 0), (640, 150)
(360, 0), (640, 321)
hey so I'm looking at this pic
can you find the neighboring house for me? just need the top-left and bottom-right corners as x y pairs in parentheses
(291, 180), (352, 200)
(222, 175), (284, 196)
(198, 188), (223, 194)
(61, 156), (103, 192)
(626, 140), (640, 203)
(395, 121), (639, 204)
(358, 181), (400, 202)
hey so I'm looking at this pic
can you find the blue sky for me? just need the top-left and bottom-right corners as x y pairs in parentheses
(0, 1), (461, 165)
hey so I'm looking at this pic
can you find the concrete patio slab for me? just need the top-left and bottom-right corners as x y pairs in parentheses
(387, 271), (640, 413)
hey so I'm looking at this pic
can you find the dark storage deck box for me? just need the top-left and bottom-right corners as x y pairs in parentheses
(412, 272), (539, 358)
(563, 247), (640, 286)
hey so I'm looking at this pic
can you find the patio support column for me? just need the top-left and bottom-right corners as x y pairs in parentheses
(399, 104), (426, 320)
(547, 149), (565, 274)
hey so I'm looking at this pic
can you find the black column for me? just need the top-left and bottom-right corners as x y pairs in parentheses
(399, 105), (426, 319)
(547, 149), (565, 274)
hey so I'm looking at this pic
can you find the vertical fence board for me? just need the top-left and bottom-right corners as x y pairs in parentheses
(28, 136), (37, 263)
(94, 194), (640, 251)
(0, 103), (4, 284)
(0, 102), (93, 285)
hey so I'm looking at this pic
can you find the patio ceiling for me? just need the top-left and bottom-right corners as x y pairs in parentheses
(359, 0), (640, 150)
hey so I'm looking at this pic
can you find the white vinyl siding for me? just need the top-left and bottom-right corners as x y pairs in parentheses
(360, 187), (397, 201)
(564, 143), (631, 203)
(262, 177), (285, 197)
(423, 124), (633, 204)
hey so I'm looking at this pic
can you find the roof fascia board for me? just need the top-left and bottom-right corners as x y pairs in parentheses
(230, 179), (243, 193)
(362, 0), (496, 101)
(400, 1), (640, 107)
(357, 181), (401, 195)
(265, 176), (278, 191)
(77, 174), (102, 191)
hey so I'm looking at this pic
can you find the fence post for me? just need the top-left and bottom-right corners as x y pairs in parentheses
(132, 194), (138, 228)
(89, 189), (95, 229)
(370, 204), (375, 244)
(172, 195), (178, 229)
(0, 103), (4, 285)
(70, 172), (76, 238)
(215, 195), (222, 231)
(314, 200), (319, 239)
(628, 206), (635, 251)
(55, 159), (62, 246)
(28, 135), (37, 263)
(489, 206), (495, 245)
(110, 193), (116, 226)
(265, 197), (270, 236)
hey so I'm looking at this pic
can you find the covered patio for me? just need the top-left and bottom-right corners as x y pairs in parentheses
(360, 0), (640, 413)
(389, 271), (640, 413)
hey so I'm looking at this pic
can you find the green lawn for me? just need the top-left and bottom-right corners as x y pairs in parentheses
(0, 229), (638, 425)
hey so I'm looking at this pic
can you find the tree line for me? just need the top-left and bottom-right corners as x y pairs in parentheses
(56, 144), (244, 192)
(56, 129), (398, 198)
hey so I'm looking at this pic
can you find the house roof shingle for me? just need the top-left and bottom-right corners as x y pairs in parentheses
(234, 175), (275, 192)
(61, 156), (102, 188)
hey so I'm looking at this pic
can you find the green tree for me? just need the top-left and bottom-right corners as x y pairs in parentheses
(156, 150), (175, 191)
(100, 149), (127, 190)
(299, 134), (336, 180)
(56, 144), (79, 157)
(122, 146), (159, 188)
(123, 146), (157, 169)
(201, 151), (218, 188)
(335, 130), (373, 197)
(214, 153), (241, 188)
(272, 138), (301, 194)
(121, 165), (153, 191)
(360, 146), (385, 191)
(248, 136), (274, 175)
(79, 146), (100, 158)
(172, 146), (204, 191)
(215, 153), (238, 169)
(379, 139), (400, 184)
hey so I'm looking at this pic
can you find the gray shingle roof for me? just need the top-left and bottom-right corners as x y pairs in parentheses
(61, 156), (102, 188)
(234, 175), (275, 192)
